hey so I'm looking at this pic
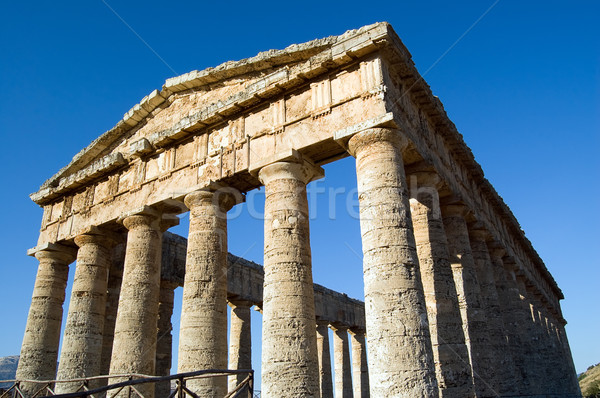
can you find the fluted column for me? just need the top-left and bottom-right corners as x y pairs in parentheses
(258, 158), (322, 397)
(333, 326), (353, 398)
(228, 300), (253, 392)
(468, 227), (515, 395)
(178, 189), (235, 397)
(16, 244), (76, 396)
(349, 329), (369, 398)
(155, 280), (177, 398)
(316, 321), (334, 398)
(441, 204), (497, 397)
(408, 172), (474, 397)
(56, 232), (115, 393)
(348, 128), (437, 398)
(108, 209), (173, 398)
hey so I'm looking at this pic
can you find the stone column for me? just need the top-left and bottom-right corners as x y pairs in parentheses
(100, 256), (123, 378)
(468, 227), (515, 396)
(333, 326), (353, 398)
(228, 300), (253, 392)
(56, 232), (115, 394)
(316, 320), (334, 398)
(487, 245), (524, 393)
(16, 244), (76, 396)
(500, 259), (537, 394)
(556, 323), (581, 395)
(515, 273), (543, 395)
(348, 128), (437, 398)
(178, 189), (235, 397)
(349, 329), (369, 398)
(108, 209), (171, 398)
(408, 172), (474, 398)
(441, 204), (497, 397)
(155, 280), (177, 398)
(258, 158), (322, 397)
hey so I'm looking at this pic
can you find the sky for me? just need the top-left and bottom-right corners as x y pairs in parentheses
(0, 0), (598, 389)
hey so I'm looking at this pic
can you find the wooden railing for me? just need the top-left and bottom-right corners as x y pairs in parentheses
(0, 369), (253, 398)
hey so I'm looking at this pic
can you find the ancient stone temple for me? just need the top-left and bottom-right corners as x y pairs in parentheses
(17, 22), (580, 397)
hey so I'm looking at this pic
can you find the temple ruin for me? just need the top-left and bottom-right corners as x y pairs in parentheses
(15, 22), (580, 397)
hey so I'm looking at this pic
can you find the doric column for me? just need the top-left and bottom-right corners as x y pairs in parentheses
(347, 128), (437, 397)
(468, 226), (515, 396)
(56, 232), (115, 394)
(228, 300), (253, 392)
(16, 244), (76, 396)
(332, 326), (353, 398)
(178, 189), (235, 397)
(500, 259), (537, 394)
(349, 329), (369, 398)
(155, 280), (177, 398)
(316, 320), (334, 398)
(408, 172), (474, 397)
(441, 204), (496, 397)
(487, 245), (524, 393)
(108, 209), (174, 398)
(556, 323), (581, 395)
(258, 158), (322, 397)
(100, 251), (124, 377)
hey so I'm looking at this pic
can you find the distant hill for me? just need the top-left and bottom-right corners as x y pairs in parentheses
(580, 362), (600, 397)
(0, 356), (18, 389)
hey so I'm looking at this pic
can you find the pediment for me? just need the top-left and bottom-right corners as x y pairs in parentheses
(31, 22), (393, 205)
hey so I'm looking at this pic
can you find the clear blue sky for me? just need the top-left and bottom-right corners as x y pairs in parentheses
(1, 0), (598, 387)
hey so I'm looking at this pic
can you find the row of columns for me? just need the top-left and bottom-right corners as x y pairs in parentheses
(17, 126), (578, 397)
(316, 322), (369, 398)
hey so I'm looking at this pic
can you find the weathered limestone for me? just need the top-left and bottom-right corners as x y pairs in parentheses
(500, 259), (538, 395)
(155, 280), (177, 398)
(108, 210), (170, 398)
(178, 189), (235, 397)
(516, 272), (545, 394)
(441, 204), (497, 397)
(487, 245), (525, 393)
(408, 172), (474, 397)
(17, 245), (76, 395)
(349, 329), (369, 398)
(348, 128), (438, 397)
(99, 261), (123, 378)
(468, 226), (515, 396)
(228, 300), (253, 392)
(316, 321), (334, 398)
(55, 233), (114, 393)
(20, 23), (580, 398)
(258, 158), (323, 397)
(332, 326), (353, 398)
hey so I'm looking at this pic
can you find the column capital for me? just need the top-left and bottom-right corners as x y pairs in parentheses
(407, 171), (443, 190)
(468, 223), (491, 242)
(119, 206), (161, 230)
(331, 323), (349, 332)
(347, 127), (407, 157)
(228, 299), (254, 309)
(441, 202), (470, 218)
(74, 228), (121, 248)
(348, 327), (366, 336)
(316, 319), (331, 328)
(28, 242), (77, 263)
(258, 157), (324, 186)
(184, 187), (241, 213)
(489, 247), (506, 260)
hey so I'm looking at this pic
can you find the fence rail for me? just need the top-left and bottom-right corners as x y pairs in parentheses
(0, 369), (253, 398)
